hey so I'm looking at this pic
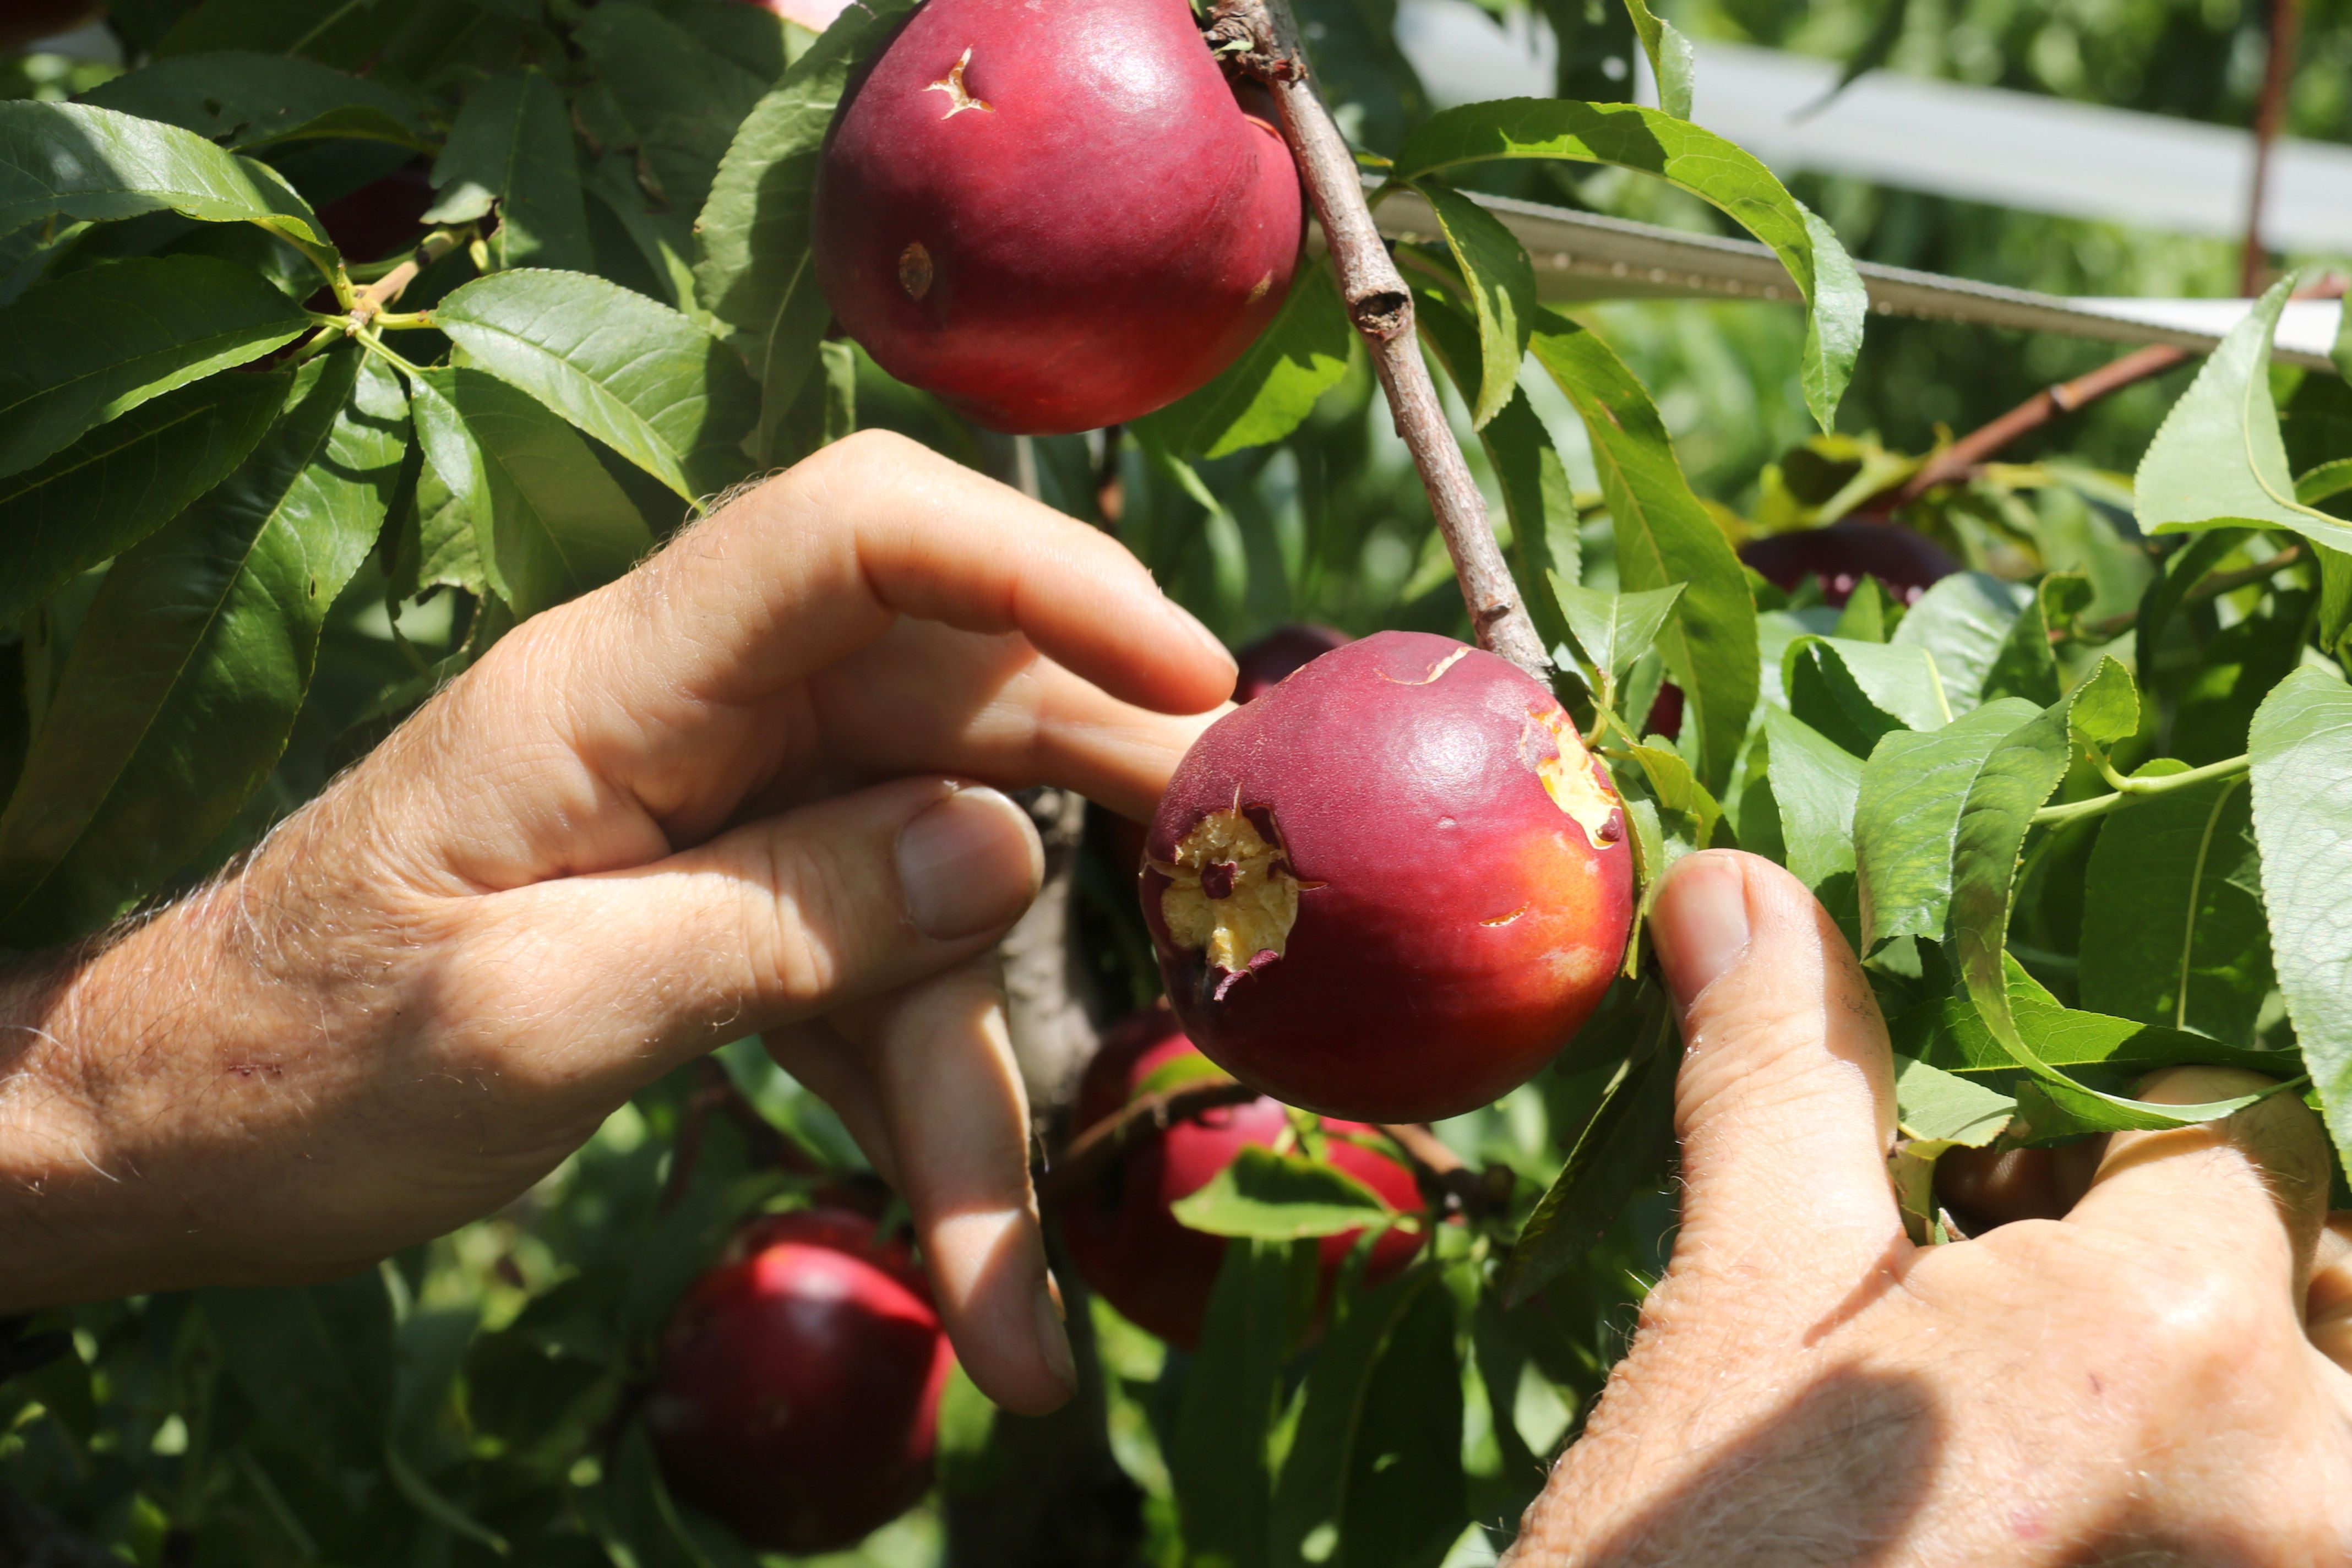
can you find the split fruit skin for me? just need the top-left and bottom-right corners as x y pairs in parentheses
(1142, 630), (1636, 1124)
(811, 0), (1303, 434)
(647, 1208), (954, 1554)
(1060, 1009), (1425, 1349)
(1739, 519), (1958, 607)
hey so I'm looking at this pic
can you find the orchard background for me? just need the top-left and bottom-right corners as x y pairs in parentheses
(4, 0), (2352, 1561)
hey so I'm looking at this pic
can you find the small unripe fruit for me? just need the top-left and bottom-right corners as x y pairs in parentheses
(1739, 519), (1957, 607)
(1060, 1011), (1424, 1348)
(1234, 623), (1351, 703)
(1142, 631), (1635, 1122)
(648, 1209), (952, 1553)
(812, 0), (1303, 434)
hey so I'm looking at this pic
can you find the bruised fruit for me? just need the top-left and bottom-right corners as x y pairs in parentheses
(1235, 623), (1351, 703)
(1060, 1010), (1425, 1348)
(649, 1209), (953, 1553)
(1739, 519), (1957, 607)
(1142, 631), (1635, 1123)
(811, 0), (1303, 434)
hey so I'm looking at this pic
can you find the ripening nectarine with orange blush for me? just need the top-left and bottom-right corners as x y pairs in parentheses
(1142, 631), (1635, 1123)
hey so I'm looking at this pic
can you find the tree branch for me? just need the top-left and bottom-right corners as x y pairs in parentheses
(1206, 0), (1550, 678)
(1033, 1079), (1264, 1211)
(2241, 0), (2302, 297)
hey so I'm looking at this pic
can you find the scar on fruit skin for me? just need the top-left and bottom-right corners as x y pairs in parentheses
(898, 242), (933, 300)
(1377, 647), (1470, 686)
(1527, 709), (1623, 848)
(1155, 804), (1316, 986)
(925, 48), (992, 117)
(1247, 272), (1273, 304)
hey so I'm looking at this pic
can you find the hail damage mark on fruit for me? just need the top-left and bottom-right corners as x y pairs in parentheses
(925, 48), (993, 117)
(1379, 646), (1471, 687)
(1156, 807), (1300, 980)
(1479, 906), (1527, 927)
(898, 242), (933, 300)
(1247, 271), (1273, 304)
(1527, 709), (1622, 847)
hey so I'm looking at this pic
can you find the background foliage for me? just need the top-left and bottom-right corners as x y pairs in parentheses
(3, 0), (2350, 1561)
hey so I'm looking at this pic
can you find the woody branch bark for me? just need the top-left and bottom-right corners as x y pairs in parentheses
(1205, 0), (1551, 678)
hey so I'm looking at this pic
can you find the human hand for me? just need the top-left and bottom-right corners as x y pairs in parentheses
(0, 431), (1233, 1414)
(1504, 850), (2352, 1565)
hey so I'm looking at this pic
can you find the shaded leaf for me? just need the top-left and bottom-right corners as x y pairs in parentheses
(81, 50), (432, 151)
(1981, 571), (2092, 707)
(575, 0), (770, 219)
(1888, 571), (2025, 714)
(410, 367), (653, 619)
(1153, 260), (1354, 459)
(1620, 0), (1695, 119)
(423, 68), (595, 274)
(1411, 181), (1534, 429)
(432, 268), (758, 501)
(2081, 761), (2272, 1047)
(1169, 1239), (1309, 1568)
(0, 368), (287, 622)
(0, 350), (400, 943)
(1336, 1282), (1464, 1568)
(0, 253), (308, 478)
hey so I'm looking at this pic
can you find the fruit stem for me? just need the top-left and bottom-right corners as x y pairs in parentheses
(1033, 1079), (1265, 1211)
(1208, 0), (1553, 678)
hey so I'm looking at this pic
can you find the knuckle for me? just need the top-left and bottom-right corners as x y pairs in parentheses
(747, 834), (851, 1011)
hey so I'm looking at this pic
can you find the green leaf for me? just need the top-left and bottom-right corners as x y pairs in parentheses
(1618, 739), (1723, 850)
(2132, 527), (2248, 694)
(0, 100), (329, 250)
(575, 1), (770, 219)
(1784, 635), (1949, 754)
(2296, 458), (2352, 507)
(1151, 260), (1355, 459)
(1170, 1239), (1310, 1568)
(1760, 705), (1862, 896)
(1333, 1282), (1464, 1568)
(1527, 307), (1756, 792)
(1893, 952), (2292, 1079)
(1620, 0), (1695, 119)
(2136, 274), (2352, 554)
(154, 0), (411, 68)
(0, 253), (309, 479)
(409, 367), (654, 620)
(1832, 573), (1900, 642)
(1410, 182), (1534, 429)
(1271, 1267), (1442, 1567)
(2080, 761), (2272, 1047)
(1888, 571), (2027, 714)
(81, 51), (433, 151)
(1171, 1144), (1398, 1240)
(693, 0), (921, 391)
(1556, 583), (1684, 689)
(1948, 661), (2271, 1129)
(0, 368), (287, 623)
(422, 68), (595, 274)
(1410, 283), (1580, 650)
(1981, 571), (2092, 707)
(1500, 990), (1679, 1305)
(1853, 698), (2039, 955)
(0, 350), (401, 943)
(432, 269), (758, 502)
(2248, 668), (2352, 1166)
(1893, 1053), (2014, 1145)
(1389, 100), (1865, 428)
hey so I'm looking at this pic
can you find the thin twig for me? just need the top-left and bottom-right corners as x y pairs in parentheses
(1206, 0), (1550, 677)
(2241, 0), (2302, 297)
(1373, 1120), (1513, 1215)
(2068, 543), (2307, 642)
(1033, 1079), (1264, 1211)
(1885, 344), (2186, 508)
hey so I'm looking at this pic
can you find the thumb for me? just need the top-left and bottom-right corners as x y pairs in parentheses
(1652, 851), (1903, 1304)
(453, 778), (1044, 1099)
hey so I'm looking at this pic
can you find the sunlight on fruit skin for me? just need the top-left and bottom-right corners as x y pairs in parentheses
(1142, 630), (1636, 1124)
(811, 0), (1303, 434)
(1060, 1010), (1425, 1349)
(1738, 519), (1958, 607)
(647, 1210), (954, 1554)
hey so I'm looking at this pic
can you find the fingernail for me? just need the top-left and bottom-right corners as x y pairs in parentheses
(1653, 852), (1752, 1010)
(896, 786), (1042, 940)
(1034, 1273), (1077, 1395)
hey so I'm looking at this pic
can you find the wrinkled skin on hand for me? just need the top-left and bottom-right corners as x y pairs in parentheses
(1505, 851), (2352, 1567)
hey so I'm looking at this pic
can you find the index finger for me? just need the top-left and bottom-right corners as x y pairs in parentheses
(620, 429), (1233, 720)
